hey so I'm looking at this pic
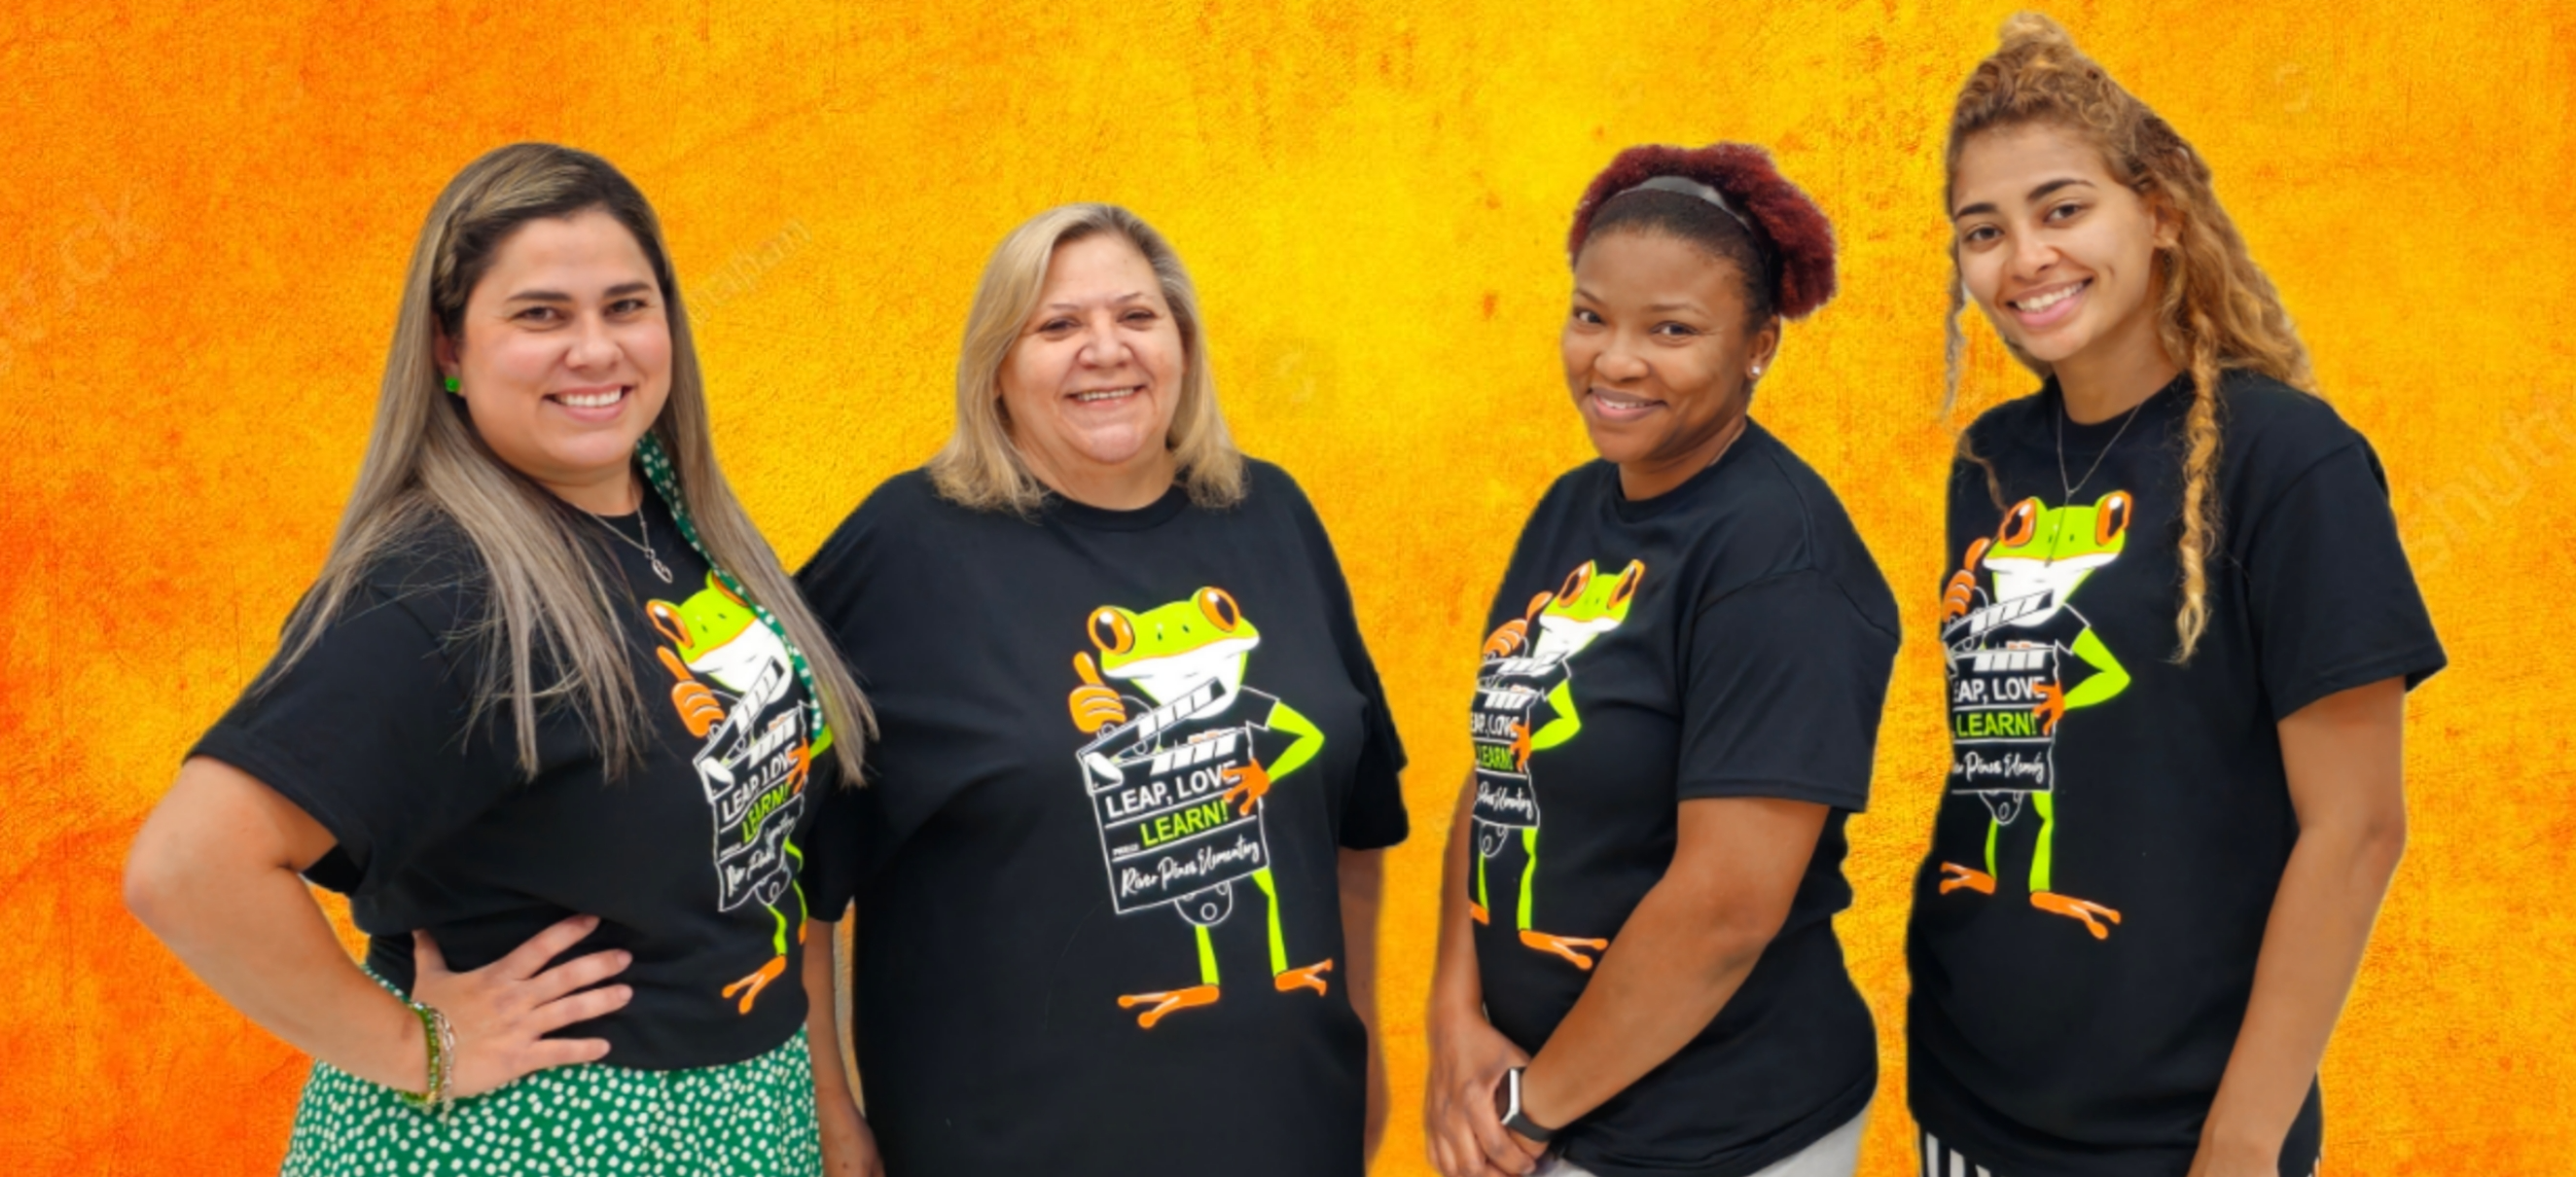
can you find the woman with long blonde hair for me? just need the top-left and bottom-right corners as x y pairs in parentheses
(125, 143), (873, 1176)
(1914, 17), (2444, 1177)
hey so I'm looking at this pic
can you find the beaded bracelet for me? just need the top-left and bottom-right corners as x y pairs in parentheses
(397, 1000), (455, 1114)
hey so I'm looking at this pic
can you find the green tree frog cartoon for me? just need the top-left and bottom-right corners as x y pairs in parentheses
(1937, 491), (2133, 939)
(1467, 558), (1645, 970)
(648, 572), (822, 1014)
(1066, 587), (1334, 1029)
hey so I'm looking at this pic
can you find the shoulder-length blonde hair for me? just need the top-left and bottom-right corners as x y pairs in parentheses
(929, 203), (1244, 514)
(272, 142), (871, 781)
(1942, 14), (2316, 662)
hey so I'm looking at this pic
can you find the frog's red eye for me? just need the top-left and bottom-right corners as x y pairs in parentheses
(1198, 588), (1243, 631)
(648, 601), (692, 650)
(1557, 562), (1594, 602)
(1090, 608), (1134, 656)
(2095, 491), (2131, 546)
(1998, 498), (2042, 549)
(1607, 560), (1645, 610)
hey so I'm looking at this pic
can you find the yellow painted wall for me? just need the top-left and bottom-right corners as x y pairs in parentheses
(6, 2), (2567, 1172)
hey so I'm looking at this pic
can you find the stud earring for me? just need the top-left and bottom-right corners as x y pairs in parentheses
(444, 375), (460, 395)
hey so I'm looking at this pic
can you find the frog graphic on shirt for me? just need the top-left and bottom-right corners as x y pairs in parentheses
(1466, 558), (1645, 971)
(1935, 491), (2134, 939)
(647, 572), (821, 1013)
(1065, 587), (1336, 1029)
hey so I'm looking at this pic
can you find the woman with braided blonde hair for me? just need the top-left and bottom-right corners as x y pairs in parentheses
(1913, 15), (2444, 1177)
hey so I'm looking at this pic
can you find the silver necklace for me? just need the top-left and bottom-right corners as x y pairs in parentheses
(588, 501), (672, 583)
(2057, 394), (2148, 500)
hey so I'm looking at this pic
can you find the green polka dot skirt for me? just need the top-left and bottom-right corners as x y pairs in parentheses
(279, 1029), (821, 1176)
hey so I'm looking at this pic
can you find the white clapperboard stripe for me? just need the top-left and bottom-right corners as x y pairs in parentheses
(1940, 586), (2064, 648)
(1079, 679), (1272, 915)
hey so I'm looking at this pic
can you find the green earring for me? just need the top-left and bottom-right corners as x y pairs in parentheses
(444, 375), (460, 395)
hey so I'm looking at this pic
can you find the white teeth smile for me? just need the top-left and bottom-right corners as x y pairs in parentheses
(1594, 392), (1656, 410)
(555, 388), (626, 409)
(1073, 387), (1138, 403)
(2012, 282), (2087, 312)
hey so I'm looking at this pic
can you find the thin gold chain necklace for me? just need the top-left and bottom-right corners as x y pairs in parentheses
(2057, 395), (2147, 500)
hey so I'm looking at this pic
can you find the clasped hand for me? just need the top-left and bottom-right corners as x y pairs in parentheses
(1426, 1006), (1549, 1177)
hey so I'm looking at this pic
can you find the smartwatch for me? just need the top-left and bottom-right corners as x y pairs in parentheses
(1493, 1065), (1556, 1143)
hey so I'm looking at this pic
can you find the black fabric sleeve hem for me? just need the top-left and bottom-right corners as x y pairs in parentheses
(188, 725), (376, 893)
(1336, 734), (1412, 850)
(1337, 803), (1411, 850)
(1270, 463), (1413, 853)
(2267, 644), (2450, 723)
(1673, 775), (1869, 813)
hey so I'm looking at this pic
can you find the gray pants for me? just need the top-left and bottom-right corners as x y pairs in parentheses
(1535, 1103), (1869, 1177)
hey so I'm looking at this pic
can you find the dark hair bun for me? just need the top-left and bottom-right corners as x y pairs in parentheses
(1567, 142), (1839, 320)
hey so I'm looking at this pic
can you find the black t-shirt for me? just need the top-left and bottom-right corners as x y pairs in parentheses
(1907, 372), (2447, 1177)
(192, 491), (830, 1071)
(795, 461), (1409, 1177)
(1471, 422), (1900, 1177)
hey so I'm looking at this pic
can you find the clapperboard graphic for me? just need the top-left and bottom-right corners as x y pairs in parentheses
(1940, 584), (2064, 648)
(1080, 679), (1272, 915)
(1468, 657), (1558, 831)
(1941, 590), (2064, 800)
(698, 660), (808, 913)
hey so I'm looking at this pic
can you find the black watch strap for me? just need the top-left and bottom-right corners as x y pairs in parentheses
(1496, 1065), (1557, 1143)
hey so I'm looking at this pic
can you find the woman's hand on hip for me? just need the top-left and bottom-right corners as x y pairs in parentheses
(410, 913), (633, 1098)
(1425, 1002), (1540, 1177)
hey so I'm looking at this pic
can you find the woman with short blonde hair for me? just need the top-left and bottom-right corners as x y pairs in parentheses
(799, 202), (1408, 1177)
(930, 202), (1243, 514)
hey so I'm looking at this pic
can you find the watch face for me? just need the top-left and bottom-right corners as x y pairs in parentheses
(1494, 1068), (1518, 1119)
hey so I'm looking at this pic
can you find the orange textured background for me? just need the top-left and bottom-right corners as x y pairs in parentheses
(7, 1), (2570, 1172)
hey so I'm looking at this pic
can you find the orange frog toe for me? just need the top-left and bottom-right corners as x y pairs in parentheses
(1274, 959), (1334, 996)
(721, 954), (790, 1014)
(2030, 891), (2122, 940)
(1117, 983), (1220, 1029)
(1939, 863), (1997, 896)
(1519, 929), (1610, 971)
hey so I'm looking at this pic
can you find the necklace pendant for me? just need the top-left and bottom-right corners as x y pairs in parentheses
(650, 556), (673, 584)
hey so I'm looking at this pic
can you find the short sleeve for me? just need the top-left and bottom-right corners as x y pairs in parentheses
(2242, 442), (2447, 720)
(188, 589), (517, 894)
(794, 483), (908, 906)
(1279, 477), (1410, 851)
(1675, 570), (1897, 810)
(794, 502), (873, 649)
(796, 759), (868, 919)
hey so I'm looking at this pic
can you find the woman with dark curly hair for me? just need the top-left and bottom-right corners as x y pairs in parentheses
(1914, 16), (2444, 1177)
(1423, 143), (1898, 1177)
